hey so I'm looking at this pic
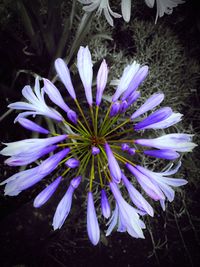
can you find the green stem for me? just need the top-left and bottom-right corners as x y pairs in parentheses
(104, 118), (130, 137)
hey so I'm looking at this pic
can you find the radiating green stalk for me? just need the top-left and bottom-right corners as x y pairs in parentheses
(97, 154), (104, 187)
(95, 105), (99, 135)
(113, 151), (135, 166)
(106, 128), (133, 140)
(75, 99), (92, 134)
(104, 118), (130, 137)
(90, 106), (95, 134)
(99, 103), (112, 134)
(101, 115), (119, 136)
(89, 155), (95, 190)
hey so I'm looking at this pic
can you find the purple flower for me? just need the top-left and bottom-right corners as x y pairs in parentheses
(126, 163), (165, 201)
(122, 173), (154, 216)
(105, 142), (122, 183)
(18, 117), (49, 134)
(110, 101), (120, 117)
(96, 59), (108, 106)
(135, 134), (197, 152)
(131, 93), (164, 120)
(53, 176), (81, 229)
(144, 149), (180, 160)
(108, 181), (145, 238)
(34, 176), (62, 208)
(134, 107), (172, 130)
(77, 46), (93, 106)
(55, 58), (76, 100)
(8, 77), (63, 122)
(1, 148), (70, 196)
(101, 189), (111, 219)
(121, 66), (148, 101)
(87, 192), (100, 245)
(112, 61), (140, 102)
(1, 46), (195, 246)
(0, 135), (67, 166)
(65, 158), (80, 168)
(43, 78), (78, 123)
(92, 146), (100, 155)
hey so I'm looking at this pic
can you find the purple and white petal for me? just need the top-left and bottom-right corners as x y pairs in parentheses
(43, 78), (70, 113)
(87, 192), (100, 246)
(34, 176), (62, 208)
(52, 176), (81, 229)
(5, 145), (57, 166)
(142, 112), (183, 129)
(112, 62), (140, 102)
(77, 46), (93, 106)
(131, 93), (164, 120)
(96, 59), (108, 106)
(105, 142), (121, 183)
(18, 117), (49, 134)
(122, 173), (154, 216)
(134, 107), (172, 130)
(126, 163), (165, 200)
(0, 135), (67, 156)
(110, 181), (145, 238)
(144, 149), (180, 160)
(101, 189), (111, 219)
(122, 66), (148, 101)
(55, 58), (76, 99)
(135, 134), (197, 152)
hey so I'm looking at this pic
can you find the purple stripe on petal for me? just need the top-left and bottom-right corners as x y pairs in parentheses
(144, 149), (180, 160)
(105, 143), (122, 183)
(96, 59), (108, 106)
(131, 93), (164, 120)
(33, 176), (62, 208)
(101, 189), (111, 219)
(122, 173), (154, 216)
(126, 163), (165, 200)
(121, 66), (148, 101)
(87, 192), (100, 246)
(134, 107), (172, 130)
(112, 62), (140, 102)
(18, 117), (49, 134)
(55, 58), (76, 99)
(38, 148), (70, 176)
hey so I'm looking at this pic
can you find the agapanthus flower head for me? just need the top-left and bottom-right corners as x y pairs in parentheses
(1, 46), (196, 245)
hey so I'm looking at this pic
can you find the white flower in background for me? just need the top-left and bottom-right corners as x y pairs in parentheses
(121, 0), (132, 22)
(79, 0), (121, 26)
(145, 0), (185, 23)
